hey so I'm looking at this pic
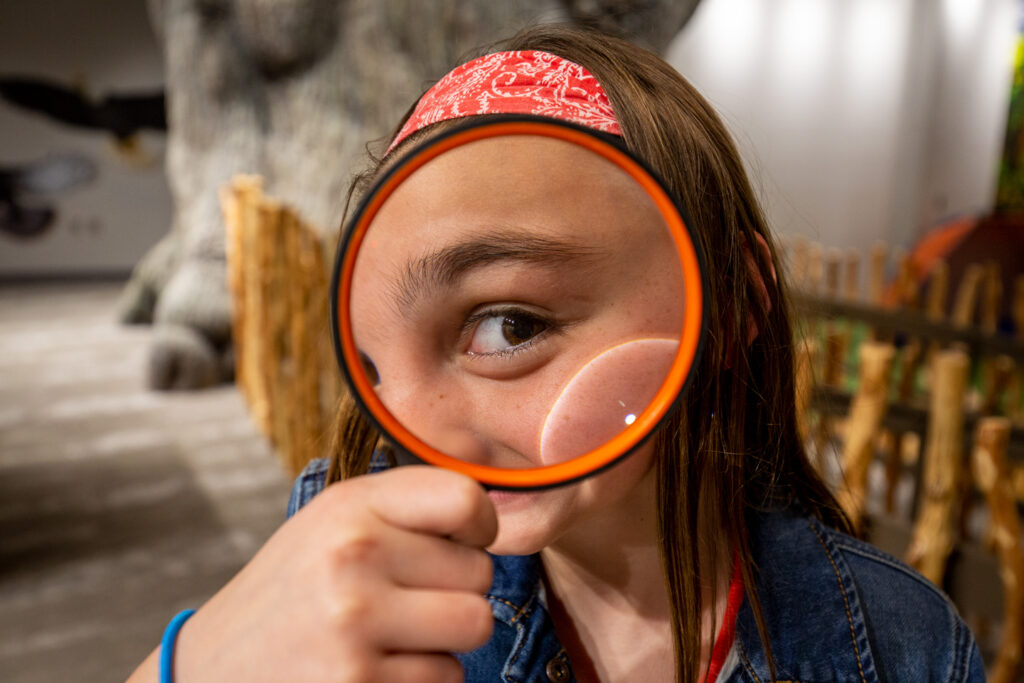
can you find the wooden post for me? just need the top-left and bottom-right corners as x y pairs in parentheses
(807, 243), (824, 294)
(221, 176), (339, 476)
(881, 428), (901, 514)
(895, 343), (924, 403)
(882, 256), (931, 508)
(894, 251), (919, 309)
(844, 250), (861, 302)
(870, 242), (888, 307)
(259, 199), (290, 460)
(971, 417), (1024, 683)
(823, 249), (846, 387)
(790, 235), (809, 291)
(981, 356), (1016, 416)
(1012, 276), (1024, 424)
(812, 249), (845, 463)
(981, 261), (1003, 335)
(223, 177), (273, 437)
(919, 260), (949, 393)
(952, 263), (986, 329)
(825, 249), (841, 299)
(892, 250), (923, 399)
(906, 349), (969, 585)
(795, 338), (817, 446)
(886, 337), (925, 513)
(874, 244), (900, 506)
(925, 261), (949, 322)
(837, 342), (895, 530)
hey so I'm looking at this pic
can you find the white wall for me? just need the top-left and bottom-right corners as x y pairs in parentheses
(0, 0), (1014, 273)
(667, 0), (1018, 251)
(918, 0), (1019, 227)
(0, 0), (171, 277)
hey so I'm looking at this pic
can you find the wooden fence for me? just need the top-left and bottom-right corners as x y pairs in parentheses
(221, 176), (340, 476)
(789, 237), (1024, 682)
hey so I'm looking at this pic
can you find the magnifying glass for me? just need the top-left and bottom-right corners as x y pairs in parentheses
(331, 116), (705, 489)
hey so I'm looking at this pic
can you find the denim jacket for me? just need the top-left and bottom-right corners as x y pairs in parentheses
(288, 459), (985, 682)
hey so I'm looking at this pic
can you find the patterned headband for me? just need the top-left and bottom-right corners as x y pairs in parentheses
(387, 50), (622, 153)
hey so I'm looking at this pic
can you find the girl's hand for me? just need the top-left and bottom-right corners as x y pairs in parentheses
(126, 466), (497, 683)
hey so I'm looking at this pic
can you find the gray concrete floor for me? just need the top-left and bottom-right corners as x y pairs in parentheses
(0, 282), (292, 682)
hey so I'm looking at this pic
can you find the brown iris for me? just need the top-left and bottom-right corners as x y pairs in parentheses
(501, 313), (548, 346)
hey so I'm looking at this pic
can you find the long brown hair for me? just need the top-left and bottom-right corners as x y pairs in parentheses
(326, 24), (848, 683)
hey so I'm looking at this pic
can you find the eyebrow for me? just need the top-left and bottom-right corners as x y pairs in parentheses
(393, 230), (599, 310)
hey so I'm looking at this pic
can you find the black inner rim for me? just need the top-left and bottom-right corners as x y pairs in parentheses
(329, 114), (709, 490)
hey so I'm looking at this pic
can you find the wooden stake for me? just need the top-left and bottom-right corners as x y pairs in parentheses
(896, 341), (924, 403)
(925, 261), (949, 322)
(1012, 276), (1024, 424)
(790, 236), (809, 291)
(882, 256), (934, 506)
(805, 242), (831, 462)
(971, 418), (1024, 683)
(807, 243), (824, 294)
(981, 261), (1003, 335)
(981, 356), (1016, 416)
(823, 332), (846, 388)
(895, 250), (920, 310)
(837, 342), (895, 530)
(870, 242), (888, 307)
(221, 175), (337, 476)
(228, 177), (272, 438)
(868, 242), (899, 497)
(795, 338), (817, 445)
(825, 249), (841, 299)
(822, 248), (848, 387)
(881, 430), (902, 514)
(844, 250), (861, 301)
(906, 349), (969, 585)
(919, 260), (950, 395)
(951, 263), (986, 328)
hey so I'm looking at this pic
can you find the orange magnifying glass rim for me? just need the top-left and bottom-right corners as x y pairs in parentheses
(333, 117), (705, 489)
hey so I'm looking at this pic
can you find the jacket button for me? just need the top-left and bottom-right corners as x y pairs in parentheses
(545, 654), (571, 682)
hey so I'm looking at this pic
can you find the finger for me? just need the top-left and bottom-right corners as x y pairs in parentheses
(373, 588), (494, 653)
(376, 653), (463, 683)
(383, 525), (493, 593)
(365, 467), (498, 548)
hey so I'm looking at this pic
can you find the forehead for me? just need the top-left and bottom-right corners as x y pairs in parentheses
(370, 134), (662, 247)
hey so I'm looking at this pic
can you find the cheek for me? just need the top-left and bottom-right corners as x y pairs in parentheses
(539, 339), (679, 464)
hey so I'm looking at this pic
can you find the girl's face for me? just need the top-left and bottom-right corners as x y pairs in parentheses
(350, 134), (685, 552)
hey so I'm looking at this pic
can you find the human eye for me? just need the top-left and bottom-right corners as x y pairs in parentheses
(464, 306), (554, 357)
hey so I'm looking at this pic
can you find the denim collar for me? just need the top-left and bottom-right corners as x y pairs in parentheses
(486, 509), (882, 683)
(732, 510), (880, 683)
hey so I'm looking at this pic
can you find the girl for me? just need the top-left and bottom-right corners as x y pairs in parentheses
(130, 24), (983, 683)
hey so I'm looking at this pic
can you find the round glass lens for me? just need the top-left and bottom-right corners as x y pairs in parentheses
(333, 118), (703, 489)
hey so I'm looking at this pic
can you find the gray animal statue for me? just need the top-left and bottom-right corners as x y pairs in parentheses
(119, 0), (700, 389)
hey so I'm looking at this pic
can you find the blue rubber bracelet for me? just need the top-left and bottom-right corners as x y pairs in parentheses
(159, 609), (197, 683)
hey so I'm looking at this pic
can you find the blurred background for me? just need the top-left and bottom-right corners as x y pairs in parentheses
(1, 0), (1022, 680)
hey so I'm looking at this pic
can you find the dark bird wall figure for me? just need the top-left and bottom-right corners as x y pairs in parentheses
(0, 153), (97, 238)
(0, 76), (166, 157)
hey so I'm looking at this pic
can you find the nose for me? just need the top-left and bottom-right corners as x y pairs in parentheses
(373, 377), (495, 466)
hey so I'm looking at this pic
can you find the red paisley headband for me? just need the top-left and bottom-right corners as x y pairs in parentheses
(388, 50), (622, 153)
